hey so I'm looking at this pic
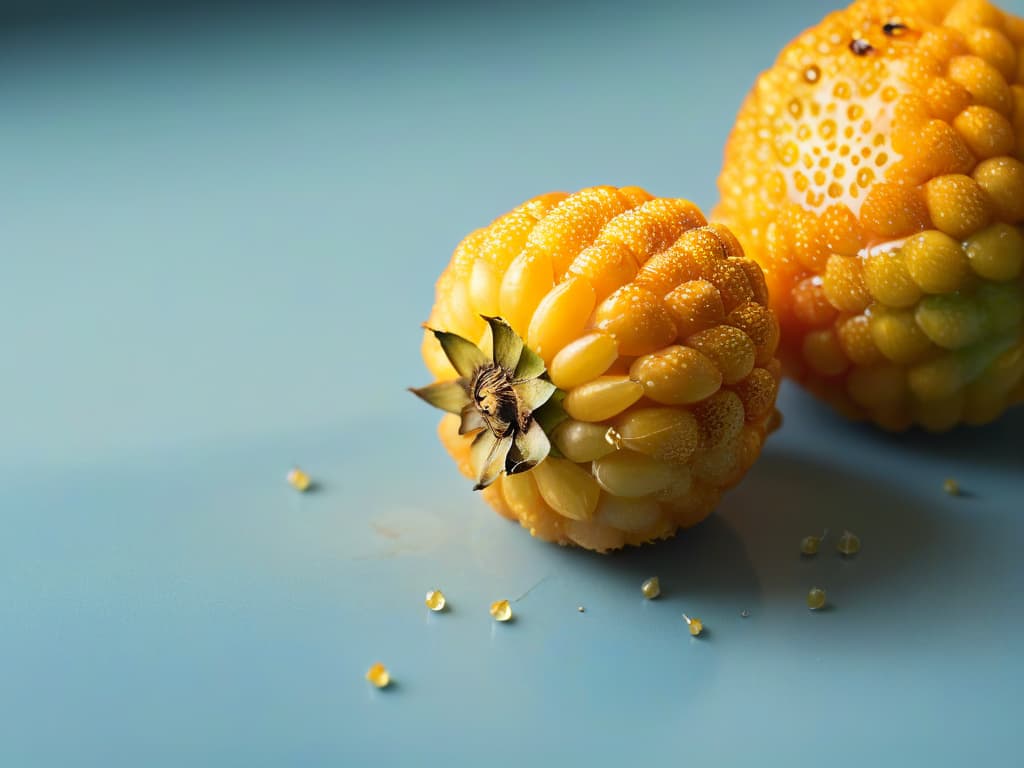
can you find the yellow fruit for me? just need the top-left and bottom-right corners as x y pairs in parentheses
(717, 0), (1024, 430)
(413, 187), (781, 551)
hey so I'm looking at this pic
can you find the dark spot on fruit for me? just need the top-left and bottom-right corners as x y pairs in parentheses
(849, 38), (873, 56)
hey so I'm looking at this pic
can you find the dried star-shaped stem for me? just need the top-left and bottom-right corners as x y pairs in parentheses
(411, 316), (566, 489)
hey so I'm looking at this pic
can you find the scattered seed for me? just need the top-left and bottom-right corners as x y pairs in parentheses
(577, 605), (585, 613)
(882, 21), (908, 36)
(425, 590), (446, 611)
(366, 662), (390, 688)
(836, 530), (861, 556)
(490, 599), (513, 622)
(287, 467), (312, 492)
(740, 609), (750, 618)
(682, 613), (704, 636)
(807, 587), (827, 610)
(641, 576), (661, 599)
(943, 478), (960, 496)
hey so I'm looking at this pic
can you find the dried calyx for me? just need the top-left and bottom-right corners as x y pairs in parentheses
(411, 316), (566, 490)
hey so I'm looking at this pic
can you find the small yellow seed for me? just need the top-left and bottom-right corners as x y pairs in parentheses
(944, 477), (960, 496)
(577, 605), (585, 613)
(682, 613), (703, 636)
(807, 587), (827, 610)
(490, 599), (512, 622)
(641, 576), (661, 599)
(425, 589), (446, 611)
(800, 535), (821, 555)
(365, 663), (390, 688)
(287, 467), (311, 492)
(836, 530), (861, 556)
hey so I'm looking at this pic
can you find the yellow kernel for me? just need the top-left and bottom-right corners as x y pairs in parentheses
(836, 530), (861, 556)
(836, 314), (883, 366)
(965, 224), (1024, 282)
(870, 308), (935, 364)
(664, 279), (726, 338)
(683, 614), (703, 636)
(594, 284), (678, 357)
(548, 332), (618, 389)
(366, 663), (390, 688)
(567, 241), (638, 302)
(641, 576), (661, 599)
(863, 251), (923, 308)
(973, 157), (1024, 222)
(693, 390), (746, 450)
(531, 457), (601, 521)
(807, 587), (827, 610)
(468, 258), (503, 316)
(614, 407), (701, 464)
(287, 467), (312, 492)
(858, 182), (929, 238)
(563, 376), (645, 422)
(944, 477), (960, 496)
(592, 449), (679, 498)
(802, 328), (850, 376)
(527, 276), (596, 363)
(596, 495), (663, 532)
(953, 105), (1015, 159)
(685, 325), (756, 385)
(564, 518), (626, 552)
(915, 294), (989, 350)
(727, 300), (780, 365)
(822, 254), (871, 313)
(499, 250), (554, 338)
(947, 55), (1012, 115)
(924, 175), (993, 240)
(901, 230), (971, 293)
(629, 346), (723, 405)
(732, 367), (779, 421)
(551, 419), (616, 463)
(965, 26), (1017, 81)
(490, 599), (513, 622)
(425, 590), (447, 611)
(791, 276), (839, 326)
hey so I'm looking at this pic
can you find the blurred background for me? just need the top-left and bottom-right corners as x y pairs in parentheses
(2, 1), (1022, 766)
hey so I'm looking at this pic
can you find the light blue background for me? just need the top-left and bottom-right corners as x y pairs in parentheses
(1, 1), (1022, 765)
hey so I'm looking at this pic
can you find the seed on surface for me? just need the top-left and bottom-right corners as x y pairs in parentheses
(943, 477), (960, 496)
(577, 605), (585, 613)
(800, 530), (827, 556)
(682, 613), (703, 636)
(287, 467), (312, 492)
(490, 599), (513, 622)
(807, 587), (827, 610)
(740, 609), (750, 618)
(425, 590), (447, 611)
(836, 530), (861, 556)
(366, 663), (390, 688)
(641, 576), (661, 599)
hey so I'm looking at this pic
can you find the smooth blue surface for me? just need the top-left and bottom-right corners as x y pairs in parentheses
(1, 2), (1022, 765)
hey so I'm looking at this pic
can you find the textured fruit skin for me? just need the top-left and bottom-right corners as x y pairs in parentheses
(422, 187), (781, 552)
(716, 0), (1024, 431)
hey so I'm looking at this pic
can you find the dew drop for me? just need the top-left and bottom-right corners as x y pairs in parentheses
(803, 65), (821, 83)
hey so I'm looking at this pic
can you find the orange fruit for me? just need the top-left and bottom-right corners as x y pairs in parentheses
(716, 0), (1024, 431)
(412, 187), (781, 552)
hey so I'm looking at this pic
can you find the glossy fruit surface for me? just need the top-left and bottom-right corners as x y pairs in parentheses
(717, 0), (1024, 430)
